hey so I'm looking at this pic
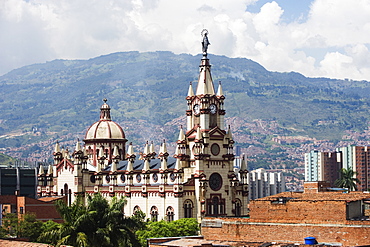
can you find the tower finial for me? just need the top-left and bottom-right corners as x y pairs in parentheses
(100, 99), (111, 120)
(201, 29), (210, 58)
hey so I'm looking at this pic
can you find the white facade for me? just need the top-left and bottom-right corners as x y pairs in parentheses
(336, 145), (356, 171)
(305, 150), (323, 182)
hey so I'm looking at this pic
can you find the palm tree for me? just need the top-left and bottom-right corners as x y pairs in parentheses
(335, 168), (361, 191)
(39, 194), (140, 247)
(85, 194), (140, 247)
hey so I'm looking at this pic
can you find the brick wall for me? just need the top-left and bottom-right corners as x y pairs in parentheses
(303, 181), (331, 193)
(202, 187), (370, 246)
(249, 199), (347, 224)
(17, 197), (63, 222)
(202, 217), (370, 246)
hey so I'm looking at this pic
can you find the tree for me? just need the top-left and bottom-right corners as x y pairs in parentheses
(335, 168), (361, 191)
(38, 194), (140, 247)
(2, 213), (18, 237)
(1, 213), (43, 241)
(136, 218), (199, 246)
(172, 218), (199, 236)
(37, 220), (61, 244)
(18, 213), (43, 242)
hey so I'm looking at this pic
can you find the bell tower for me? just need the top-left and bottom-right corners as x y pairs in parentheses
(179, 30), (248, 221)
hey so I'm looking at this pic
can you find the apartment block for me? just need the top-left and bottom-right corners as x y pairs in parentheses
(247, 168), (285, 200)
(304, 150), (341, 187)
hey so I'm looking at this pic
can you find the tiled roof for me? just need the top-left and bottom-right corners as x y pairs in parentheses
(0, 195), (17, 204)
(0, 239), (53, 247)
(37, 196), (64, 202)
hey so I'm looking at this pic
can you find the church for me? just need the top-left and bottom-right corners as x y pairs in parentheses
(37, 31), (249, 222)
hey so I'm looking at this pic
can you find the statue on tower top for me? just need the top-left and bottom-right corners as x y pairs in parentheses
(201, 29), (210, 57)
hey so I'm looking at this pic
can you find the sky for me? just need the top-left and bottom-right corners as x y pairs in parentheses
(1, 0), (370, 81)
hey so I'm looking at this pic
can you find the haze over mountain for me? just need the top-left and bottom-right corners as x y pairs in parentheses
(1, 51), (370, 172)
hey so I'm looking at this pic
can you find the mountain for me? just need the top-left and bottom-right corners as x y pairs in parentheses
(0, 153), (17, 167)
(1, 51), (370, 172)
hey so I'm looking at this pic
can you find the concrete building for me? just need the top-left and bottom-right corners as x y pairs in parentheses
(37, 32), (249, 222)
(0, 168), (38, 198)
(304, 150), (341, 187)
(337, 145), (370, 191)
(306, 146), (370, 191)
(202, 181), (370, 246)
(234, 155), (285, 200)
(247, 168), (285, 200)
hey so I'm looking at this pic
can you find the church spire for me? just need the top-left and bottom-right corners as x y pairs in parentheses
(54, 141), (60, 153)
(195, 57), (215, 95)
(187, 82), (194, 97)
(100, 98), (111, 120)
(240, 154), (247, 171)
(178, 126), (185, 141)
(227, 125), (233, 140)
(38, 164), (45, 176)
(217, 81), (224, 96)
(75, 139), (81, 152)
(127, 142), (134, 157)
(196, 30), (215, 96)
(47, 164), (53, 175)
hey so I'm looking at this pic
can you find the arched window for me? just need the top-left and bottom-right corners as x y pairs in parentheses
(88, 146), (93, 159)
(166, 206), (174, 222)
(183, 199), (193, 218)
(68, 189), (72, 206)
(212, 196), (219, 215)
(207, 195), (225, 216)
(133, 205), (141, 215)
(234, 199), (242, 216)
(64, 184), (70, 206)
(150, 206), (158, 222)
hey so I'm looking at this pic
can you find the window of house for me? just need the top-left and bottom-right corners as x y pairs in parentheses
(133, 205), (141, 215)
(19, 207), (24, 214)
(184, 199), (193, 218)
(234, 199), (242, 216)
(206, 195), (225, 216)
(150, 206), (158, 222)
(166, 206), (174, 222)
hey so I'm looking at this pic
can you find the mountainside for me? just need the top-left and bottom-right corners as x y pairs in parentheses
(1, 51), (370, 175)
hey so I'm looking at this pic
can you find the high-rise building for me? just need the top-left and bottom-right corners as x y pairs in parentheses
(304, 150), (341, 187)
(336, 145), (370, 191)
(306, 145), (370, 191)
(234, 155), (285, 200)
(0, 168), (38, 198)
(247, 168), (285, 200)
(37, 31), (249, 221)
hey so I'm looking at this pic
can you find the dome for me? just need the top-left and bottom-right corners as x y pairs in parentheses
(84, 99), (126, 140)
(85, 120), (125, 140)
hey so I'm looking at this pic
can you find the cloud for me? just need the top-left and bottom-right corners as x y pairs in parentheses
(1, 0), (370, 81)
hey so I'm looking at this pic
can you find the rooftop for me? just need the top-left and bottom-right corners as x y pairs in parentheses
(37, 196), (65, 202)
(256, 191), (370, 202)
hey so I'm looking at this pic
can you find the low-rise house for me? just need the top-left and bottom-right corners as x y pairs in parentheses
(0, 195), (64, 223)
